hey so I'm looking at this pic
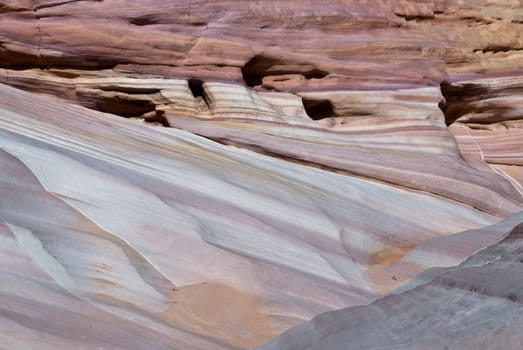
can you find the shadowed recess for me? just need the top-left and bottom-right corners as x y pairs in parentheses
(188, 78), (210, 108)
(440, 80), (515, 125)
(188, 78), (205, 98)
(130, 15), (161, 26)
(302, 98), (335, 120)
(93, 95), (157, 118)
(242, 55), (329, 88)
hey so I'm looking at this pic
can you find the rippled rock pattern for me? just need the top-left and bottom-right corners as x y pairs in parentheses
(258, 219), (523, 350)
(0, 1), (522, 349)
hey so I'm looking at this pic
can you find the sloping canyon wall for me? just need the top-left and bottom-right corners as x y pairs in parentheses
(0, 1), (522, 349)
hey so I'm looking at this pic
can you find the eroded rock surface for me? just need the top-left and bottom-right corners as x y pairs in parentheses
(258, 219), (523, 350)
(0, 1), (522, 349)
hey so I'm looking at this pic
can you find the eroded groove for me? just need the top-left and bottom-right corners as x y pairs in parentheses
(98, 86), (161, 94)
(130, 15), (161, 26)
(34, 0), (104, 11)
(473, 47), (523, 54)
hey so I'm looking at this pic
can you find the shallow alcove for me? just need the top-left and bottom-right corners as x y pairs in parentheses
(302, 98), (335, 120)
(242, 54), (329, 88)
(93, 95), (157, 118)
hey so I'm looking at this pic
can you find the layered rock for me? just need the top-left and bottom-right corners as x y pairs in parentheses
(2, 82), (510, 349)
(0, 1), (522, 349)
(258, 219), (523, 350)
(1, 1), (523, 87)
(445, 76), (523, 192)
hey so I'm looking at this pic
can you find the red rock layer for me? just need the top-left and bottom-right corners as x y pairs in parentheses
(0, 1), (522, 349)
(1, 1), (522, 88)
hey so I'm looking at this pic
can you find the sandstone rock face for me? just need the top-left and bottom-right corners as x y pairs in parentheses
(258, 219), (523, 350)
(0, 1), (522, 349)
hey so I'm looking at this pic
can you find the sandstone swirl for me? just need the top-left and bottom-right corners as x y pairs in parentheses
(258, 220), (523, 350)
(0, 1), (522, 349)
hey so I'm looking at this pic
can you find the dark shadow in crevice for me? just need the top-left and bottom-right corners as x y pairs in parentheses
(303, 98), (335, 120)
(473, 46), (522, 54)
(188, 78), (204, 98)
(396, 14), (435, 21)
(94, 96), (157, 118)
(188, 78), (210, 108)
(241, 54), (329, 88)
(130, 15), (160, 26)
(242, 55), (279, 87)
(99, 86), (161, 94)
(304, 69), (330, 80)
(440, 80), (491, 125)
(90, 95), (169, 126)
(439, 80), (517, 126)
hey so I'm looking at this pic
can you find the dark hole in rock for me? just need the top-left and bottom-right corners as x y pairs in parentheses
(242, 55), (279, 87)
(188, 78), (210, 108)
(188, 78), (205, 98)
(473, 46), (513, 54)
(189, 20), (208, 26)
(303, 69), (329, 80)
(439, 80), (483, 125)
(439, 80), (514, 126)
(438, 99), (447, 112)
(94, 96), (157, 118)
(130, 16), (160, 26)
(242, 54), (328, 88)
(303, 98), (335, 120)
(99, 86), (161, 94)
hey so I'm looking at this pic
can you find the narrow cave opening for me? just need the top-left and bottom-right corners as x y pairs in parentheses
(242, 55), (279, 87)
(241, 54), (329, 88)
(440, 80), (514, 126)
(188, 78), (205, 98)
(302, 98), (335, 120)
(94, 96), (157, 118)
(188, 78), (210, 108)
(99, 86), (161, 94)
(439, 80), (491, 126)
(439, 81), (458, 125)
(303, 69), (329, 80)
(130, 15), (160, 26)
(91, 96), (169, 126)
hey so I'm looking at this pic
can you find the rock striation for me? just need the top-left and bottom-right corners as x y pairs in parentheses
(257, 219), (523, 350)
(0, 1), (522, 349)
